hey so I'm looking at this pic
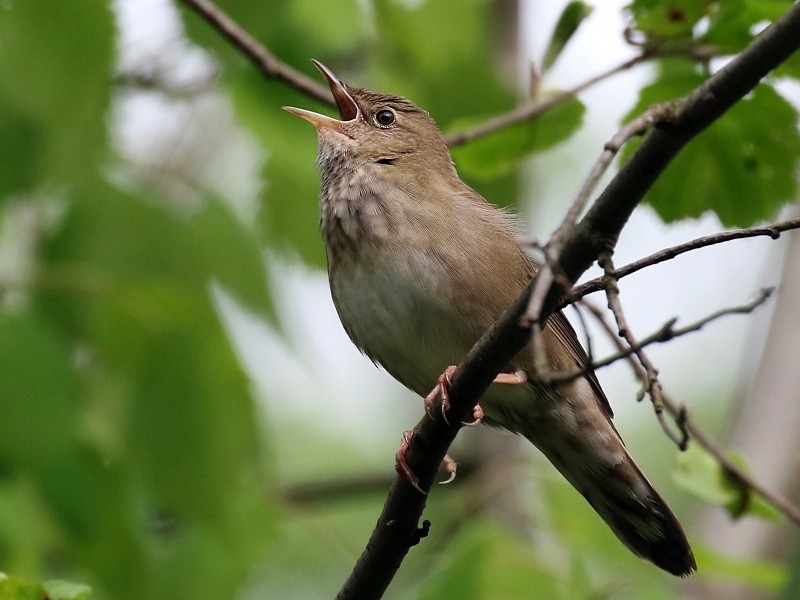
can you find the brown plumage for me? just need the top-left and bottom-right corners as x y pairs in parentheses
(285, 61), (696, 577)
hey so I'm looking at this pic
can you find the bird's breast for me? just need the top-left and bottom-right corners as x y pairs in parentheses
(319, 166), (533, 400)
(328, 240), (483, 396)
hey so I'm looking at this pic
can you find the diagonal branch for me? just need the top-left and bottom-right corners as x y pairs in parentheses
(568, 217), (800, 303)
(338, 5), (800, 598)
(178, 0), (333, 104)
(177, 0), (800, 594)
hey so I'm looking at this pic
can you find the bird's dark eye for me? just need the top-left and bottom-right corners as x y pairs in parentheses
(374, 109), (396, 127)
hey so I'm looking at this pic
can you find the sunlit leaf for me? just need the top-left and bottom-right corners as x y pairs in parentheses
(42, 580), (93, 600)
(0, 576), (91, 600)
(621, 59), (800, 226)
(626, 0), (710, 40)
(674, 445), (782, 521)
(450, 96), (585, 179)
(0, 574), (46, 600)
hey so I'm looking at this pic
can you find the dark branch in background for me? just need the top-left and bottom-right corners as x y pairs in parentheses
(568, 218), (800, 303)
(581, 299), (800, 526)
(179, 0), (333, 104)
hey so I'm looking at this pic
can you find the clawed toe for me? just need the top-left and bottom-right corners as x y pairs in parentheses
(461, 403), (484, 427)
(439, 454), (458, 485)
(424, 365), (457, 425)
(395, 430), (426, 494)
(394, 431), (461, 491)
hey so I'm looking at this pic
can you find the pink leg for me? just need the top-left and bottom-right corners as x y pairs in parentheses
(395, 430), (426, 494)
(439, 454), (458, 485)
(424, 365), (457, 423)
(424, 367), (527, 426)
(461, 403), (485, 427)
(394, 431), (462, 491)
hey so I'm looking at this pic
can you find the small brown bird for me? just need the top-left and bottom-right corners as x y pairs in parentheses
(285, 61), (696, 577)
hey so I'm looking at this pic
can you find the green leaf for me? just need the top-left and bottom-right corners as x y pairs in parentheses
(418, 523), (565, 600)
(42, 580), (93, 600)
(450, 96), (585, 179)
(700, 1), (800, 78)
(0, 576), (91, 600)
(0, 574), (44, 600)
(0, 315), (80, 469)
(691, 545), (787, 592)
(703, 0), (794, 54)
(29, 184), (278, 598)
(542, 1), (594, 72)
(621, 59), (800, 226)
(626, 0), (710, 40)
(0, 1), (113, 196)
(673, 445), (782, 521)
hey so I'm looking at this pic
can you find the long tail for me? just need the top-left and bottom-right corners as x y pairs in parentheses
(516, 386), (696, 575)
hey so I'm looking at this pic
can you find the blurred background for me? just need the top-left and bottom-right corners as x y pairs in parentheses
(0, 0), (798, 598)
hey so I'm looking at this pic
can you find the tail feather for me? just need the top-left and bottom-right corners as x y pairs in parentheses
(523, 427), (696, 576)
(509, 376), (696, 576)
(579, 454), (696, 576)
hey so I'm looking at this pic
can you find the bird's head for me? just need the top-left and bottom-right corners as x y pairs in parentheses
(284, 60), (454, 175)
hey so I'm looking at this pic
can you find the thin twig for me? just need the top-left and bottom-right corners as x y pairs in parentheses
(444, 53), (650, 146)
(178, 0), (333, 104)
(582, 298), (800, 525)
(600, 251), (689, 447)
(562, 102), (680, 232)
(523, 102), (681, 378)
(568, 218), (800, 304)
(553, 288), (775, 383)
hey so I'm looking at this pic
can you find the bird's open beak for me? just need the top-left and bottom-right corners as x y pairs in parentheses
(283, 60), (360, 131)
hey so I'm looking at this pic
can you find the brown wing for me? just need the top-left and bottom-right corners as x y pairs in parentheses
(518, 251), (614, 421)
(547, 310), (614, 419)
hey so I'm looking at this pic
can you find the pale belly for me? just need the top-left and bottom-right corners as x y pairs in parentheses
(328, 249), (535, 427)
(330, 254), (477, 396)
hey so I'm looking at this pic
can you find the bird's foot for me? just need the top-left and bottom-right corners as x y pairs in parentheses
(424, 367), (526, 426)
(395, 430), (460, 492)
(395, 430), (426, 494)
(461, 403), (484, 427)
(424, 365), (457, 424)
(494, 370), (528, 386)
(439, 453), (458, 485)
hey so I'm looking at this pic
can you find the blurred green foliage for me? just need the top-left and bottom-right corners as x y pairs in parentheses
(0, 0), (797, 599)
(623, 0), (800, 226)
